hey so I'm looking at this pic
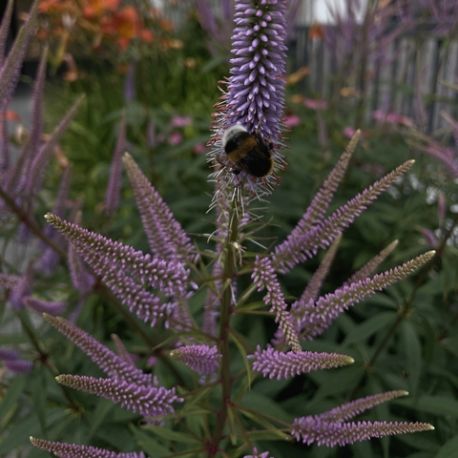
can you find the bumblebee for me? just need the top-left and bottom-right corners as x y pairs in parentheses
(222, 125), (273, 178)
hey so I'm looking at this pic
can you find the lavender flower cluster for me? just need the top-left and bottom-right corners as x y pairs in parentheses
(0, 0), (437, 456)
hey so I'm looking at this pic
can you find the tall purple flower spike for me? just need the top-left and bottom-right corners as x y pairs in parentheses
(105, 114), (126, 215)
(225, 0), (287, 143)
(0, 348), (33, 373)
(44, 314), (155, 386)
(273, 158), (415, 273)
(0, 0), (38, 104)
(252, 255), (301, 351)
(30, 437), (145, 458)
(250, 346), (353, 380)
(291, 390), (434, 447)
(210, 0), (288, 194)
(297, 251), (435, 340)
(55, 374), (182, 418)
(37, 166), (71, 275)
(123, 153), (198, 265)
(45, 213), (189, 327)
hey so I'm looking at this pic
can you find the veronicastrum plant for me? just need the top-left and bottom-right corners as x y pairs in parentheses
(0, 1), (438, 457)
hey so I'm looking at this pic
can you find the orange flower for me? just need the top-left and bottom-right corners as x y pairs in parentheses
(0, 110), (20, 122)
(83, 0), (120, 18)
(39, 0), (74, 14)
(101, 6), (153, 49)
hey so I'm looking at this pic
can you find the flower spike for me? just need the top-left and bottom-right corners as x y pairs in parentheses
(210, 0), (289, 195)
(30, 437), (145, 458)
(123, 153), (198, 264)
(250, 346), (354, 380)
(346, 239), (399, 284)
(44, 314), (154, 386)
(273, 159), (415, 273)
(299, 251), (435, 339)
(274, 131), (360, 271)
(0, 0), (38, 104)
(319, 390), (409, 422)
(45, 213), (189, 326)
(252, 256), (301, 352)
(105, 113), (126, 214)
(55, 374), (182, 418)
(295, 234), (341, 308)
(170, 344), (221, 376)
(291, 417), (434, 447)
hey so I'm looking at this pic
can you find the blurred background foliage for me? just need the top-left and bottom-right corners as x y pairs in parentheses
(0, 0), (457, 457)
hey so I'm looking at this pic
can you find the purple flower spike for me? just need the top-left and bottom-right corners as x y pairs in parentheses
(273, 159), (415, 273)
(30, 437), (145, 458)
(123, 153), (199, 264)
(170, 344), (221, 376)
(0, 348), (33, 373)
(24, 96), (83, 197)
(295, 234), (341, 308)
(55, 374), (182, 418)
(0, 0), (14, 66)
(8, 267), (33, 309)
(0, 0), (38, 104)
(252, 256), (301, 352)
(272, 131), (360, 272)
(24, 297), (66, 315)
(105, 114), (126, 215)
(319, 390), (410, 422)
(225, 0), (288, 144)
(67, 213), (95, 296)
(291, 417), (434, 447)
(45, 213), (189, 326)
(346, 239), (399, 284)
(37, 166), (71, 275)
(44, 314), (154, 386)
(250, 346), (354, 380)
(299, 251), (436, 340)
(243, 448), (271, 458)
(0, 273), (19, 289)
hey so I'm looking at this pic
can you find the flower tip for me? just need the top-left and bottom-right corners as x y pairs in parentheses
(400, 389), (409, 396)
(29, 436), (36, 444)
(122, 152), (133, 164)
(345, 356), (355, 364)
(55, 375), (63, 383)
(43, 212), (53, 222)
(406, 159), (416, 167)
(427, 424), (435, 431)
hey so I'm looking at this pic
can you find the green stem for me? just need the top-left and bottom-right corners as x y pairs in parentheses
(207, 198), (240, 457)
(354, 218), (457, 395)
(16, 310), (81, 413)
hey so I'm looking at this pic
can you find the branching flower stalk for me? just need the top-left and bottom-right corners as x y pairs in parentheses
(0, 1), (438, 456)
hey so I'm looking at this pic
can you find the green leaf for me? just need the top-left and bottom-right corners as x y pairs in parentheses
(398, 395), (458, 419)
(0, 376), (26, 424)
(144, 425), (200, 445)
(230, 329), (253, 388)
(435, 435), (458, 458)
(130, 426), (170, 457)
(344, 312), (395, 344)
(401, 321), (422, 395)
(88, 399), (114, 437)
(240, 392), (290, 422)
